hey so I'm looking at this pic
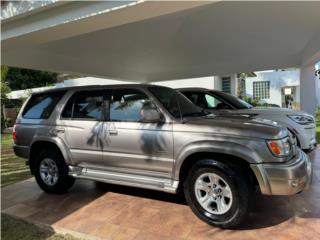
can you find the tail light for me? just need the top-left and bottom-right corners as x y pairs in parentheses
(12, 125), (17, 142)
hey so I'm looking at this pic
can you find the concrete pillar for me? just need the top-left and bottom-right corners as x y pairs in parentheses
(300, 64), (317, 115)
(230, 74), (238, 96)
(213, 76), (222, 91)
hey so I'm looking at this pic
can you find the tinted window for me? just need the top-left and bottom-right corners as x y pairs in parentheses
(62, 91), (104, 120)
(212, 91), (252, 109)
(183, 92), (207, 108)
(183, 92), (222, 109)
(110, 89), (149, 122)
(149, 87), (206, 118)
(23, 91), (66, 119)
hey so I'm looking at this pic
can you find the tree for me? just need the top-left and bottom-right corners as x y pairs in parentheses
(1, 65), (11, 131)
(1, 65), (10, 99)
(6, 67), (57, 90)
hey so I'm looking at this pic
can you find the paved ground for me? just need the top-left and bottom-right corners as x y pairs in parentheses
(2, 149), (320, 240)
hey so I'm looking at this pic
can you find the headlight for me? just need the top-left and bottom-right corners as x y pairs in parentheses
(267, 137), (291, 157)
(288, 114), (314, 125)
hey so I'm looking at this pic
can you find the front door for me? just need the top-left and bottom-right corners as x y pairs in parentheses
(102, 88), (174, 178)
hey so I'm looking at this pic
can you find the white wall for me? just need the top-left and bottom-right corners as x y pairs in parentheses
(245, 70), (300, 106)
(55, 77), (131, 87)
(154, 76), (215, 89)
(230, 75), (237, 96)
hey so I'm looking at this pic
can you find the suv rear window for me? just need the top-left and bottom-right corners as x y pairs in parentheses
(22, 91), (66, 119)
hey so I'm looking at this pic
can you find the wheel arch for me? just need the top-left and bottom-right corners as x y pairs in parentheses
(176, 151), (259, 193)
(173, 141), (261, 180)
(29, 137), (72, 174)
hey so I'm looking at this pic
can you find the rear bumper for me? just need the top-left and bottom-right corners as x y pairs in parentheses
(13, 144), (29, 159)
(251, 150), (312, 195)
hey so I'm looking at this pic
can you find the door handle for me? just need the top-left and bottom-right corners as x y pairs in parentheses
(108, 129), (118, 135)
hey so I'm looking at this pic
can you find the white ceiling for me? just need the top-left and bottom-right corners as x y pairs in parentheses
(2, 1), (320, 82)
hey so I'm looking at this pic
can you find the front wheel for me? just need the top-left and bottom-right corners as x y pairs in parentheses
(34, 149), (75, 194)
(184, 159), (251, 228)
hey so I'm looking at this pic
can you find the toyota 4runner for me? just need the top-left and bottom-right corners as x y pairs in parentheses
(13, 85), (312, 228)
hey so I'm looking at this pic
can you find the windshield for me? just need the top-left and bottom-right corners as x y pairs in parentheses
(148, 86), (207, 119)
(212, 91), (253, 109)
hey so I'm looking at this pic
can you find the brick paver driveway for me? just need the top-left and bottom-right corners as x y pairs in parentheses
(2, 148), (320, 240)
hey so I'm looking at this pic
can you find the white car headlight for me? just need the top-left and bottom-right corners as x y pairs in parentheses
(267, 137), (291, 157)
(287, 114), (314, 125)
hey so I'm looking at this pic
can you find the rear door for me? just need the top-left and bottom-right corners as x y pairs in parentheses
(60, 90), (105, 166)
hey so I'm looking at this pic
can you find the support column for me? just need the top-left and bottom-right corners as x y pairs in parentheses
(300, 64), (317, 115)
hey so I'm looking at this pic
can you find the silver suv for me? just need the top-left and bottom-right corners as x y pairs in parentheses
(13, 84), (312, 228)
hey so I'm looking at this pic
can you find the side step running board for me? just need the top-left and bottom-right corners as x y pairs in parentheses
(68, 166), (179, 193)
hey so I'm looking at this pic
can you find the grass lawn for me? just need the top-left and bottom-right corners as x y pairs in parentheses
(1, 214), (77, 240)
(1, 133), (32, 187)
(1, 133), (80, 240)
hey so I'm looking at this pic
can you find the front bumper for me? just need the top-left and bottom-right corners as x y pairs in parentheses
(251, 150), (312, 195)
(298, 125), (317, 151)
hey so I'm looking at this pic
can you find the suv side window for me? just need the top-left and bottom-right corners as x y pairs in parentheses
(110, 89), (149, 122)
(23, 91), (66, 119)
(62, 91), (104, 120)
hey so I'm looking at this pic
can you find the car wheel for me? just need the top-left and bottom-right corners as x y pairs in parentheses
(184, 159), (251, 228)
(34, 149), (75, 194)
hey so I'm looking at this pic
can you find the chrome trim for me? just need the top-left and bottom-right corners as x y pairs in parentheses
(69, 166), (179, 193)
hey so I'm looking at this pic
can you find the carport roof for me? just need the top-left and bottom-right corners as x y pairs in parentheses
(2, 1), (320, 82)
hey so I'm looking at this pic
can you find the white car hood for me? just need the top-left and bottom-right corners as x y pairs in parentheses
(233, 107), (309, 116)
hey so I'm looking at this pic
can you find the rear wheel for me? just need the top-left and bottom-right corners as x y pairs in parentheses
(34, 149), (75, 194)
(184, 159), (251, 228)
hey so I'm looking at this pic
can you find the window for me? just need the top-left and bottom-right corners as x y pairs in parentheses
(183, 92), (222, 109)
(62, 91), (104, 120)
(23, 91), (66, 119)
(110, 89), (149, 122)
(149, 87), (206, 118)
(205, 94), (222, 108)
(253, 81), (270, 99)
(222, 77), (231, 94)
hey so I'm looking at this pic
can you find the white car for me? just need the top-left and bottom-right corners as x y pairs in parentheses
(179, 88), (317, 152)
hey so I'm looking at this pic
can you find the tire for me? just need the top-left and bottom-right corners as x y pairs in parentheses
(34, 149), (75, 194)
(183, 159), (251, 229)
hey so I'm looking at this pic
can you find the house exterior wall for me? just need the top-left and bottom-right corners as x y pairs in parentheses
(245, 70), (300, 107)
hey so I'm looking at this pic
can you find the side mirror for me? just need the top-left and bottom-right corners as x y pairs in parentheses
(141, 104), (162, 123)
